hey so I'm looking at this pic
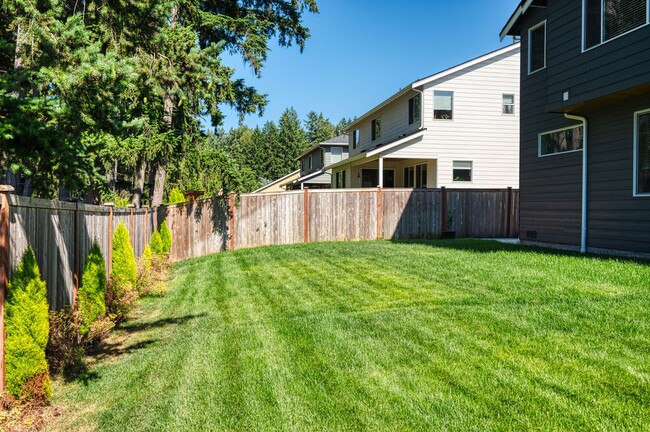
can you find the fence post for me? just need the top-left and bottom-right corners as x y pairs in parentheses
(303, 188), (310, 243)
(376, 187), (383, 240)
(228, 193), (236, 251)
(128, 204), (135, 250)
(73, 200), (79, 311)
(0, 185), (14, 393)
(440, 186), (447, 236)
(105, 203), (114, 274)
(506, 187), (513, 238)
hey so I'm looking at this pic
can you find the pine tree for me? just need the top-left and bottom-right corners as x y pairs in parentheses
(112, 223), (136, 287)
(277, 108), (308, 176)
(305, 111), (336, 144)
(79, 242), (107, 335)
(160, 220), (173, 254)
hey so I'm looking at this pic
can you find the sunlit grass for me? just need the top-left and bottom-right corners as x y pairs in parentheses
(48, 240), (650, 431)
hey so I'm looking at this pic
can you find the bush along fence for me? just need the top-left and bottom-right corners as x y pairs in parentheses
(0, 185), (517, 395)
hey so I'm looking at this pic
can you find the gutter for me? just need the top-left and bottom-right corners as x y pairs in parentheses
(565, 113), (588, 253)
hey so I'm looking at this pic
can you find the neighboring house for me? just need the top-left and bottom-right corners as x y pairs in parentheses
(325, 44), (520, 190)
(286, 135), (350, 189)
(252, 170), (300, 194)
(501, 0), (650, 255)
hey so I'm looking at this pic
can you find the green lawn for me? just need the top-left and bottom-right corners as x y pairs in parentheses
(48, 240), (650, 431)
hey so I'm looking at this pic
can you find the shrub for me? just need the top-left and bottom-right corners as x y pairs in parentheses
(150, 231), (163, 256)
(78, 242), (107, 335)
(136, 246), (153, 294)
(106, 277), (138, 325)
(160, 220), (172, 254)
(5, 248), (51, 401)
(112, 223), (136, 287)
(167, 187), (185, 204)
(46, 308), (84, 375)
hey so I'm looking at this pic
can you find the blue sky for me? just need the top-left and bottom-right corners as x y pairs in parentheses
(217, 0), (520, 131)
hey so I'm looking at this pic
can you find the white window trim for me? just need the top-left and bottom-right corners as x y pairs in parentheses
(538, 124), (584, 158)
(582, 0), (650, 53)
(452, 161), (473, 183)
(433, 90), (454, 121)
(528, 20), (547, 75)
(633, 107), (650, 197)
(502, 93), (516, 115)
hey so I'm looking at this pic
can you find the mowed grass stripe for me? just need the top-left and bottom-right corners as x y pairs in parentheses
(48, 240), (650, 431)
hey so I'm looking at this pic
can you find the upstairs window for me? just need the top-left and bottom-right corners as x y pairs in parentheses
(503, 94), (515, 115)
(352, 129), (360, 149)
(331, 146), (343, 163)
(308, 155), (313, 170)
(528, 21), (546, 74)
(584, 0), (648, 50)
(320, 148), (325, 164)
(408, 95), (421, 125)
(539, 125), (584, 156)
(635, 109), (650, 195)
(453, 161), (472, 182)
(434, 91), (453, 120)
(372, 118), (381, 141)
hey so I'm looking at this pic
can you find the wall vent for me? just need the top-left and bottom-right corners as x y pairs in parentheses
(526, 230), (537, 239)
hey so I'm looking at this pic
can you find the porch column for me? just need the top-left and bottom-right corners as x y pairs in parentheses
(378, 156), (384, 188)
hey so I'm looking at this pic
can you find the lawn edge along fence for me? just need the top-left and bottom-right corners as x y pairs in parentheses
(0, 185), (517, 392)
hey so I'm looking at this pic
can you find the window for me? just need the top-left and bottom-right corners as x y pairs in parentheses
(335, 170), (346, 188)
(371, 119), (381, 141)
(584, 0), (648, 50)
(539, 125), (584, 156)
(331, 146), (343, 163)
(635, 109), (650, 195)
(352, 129), (360, 149)
(403, 163), (428, 188)
(453, 161), (472, 182)
(528, 21), (546, 74)
(503, 94), (515, 115)
(408, 95), (421, 125)
(301, 159), (306, 171)
(434, 91), (453, 120)
(320, 148), (325, 164)
(308, 155), (313, 170)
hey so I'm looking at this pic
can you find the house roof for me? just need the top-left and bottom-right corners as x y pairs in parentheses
(296, 134), (349, 160)
(286, 169), (331, 187)
(500, 0), (547, 40)
(252, 169), (300, 193)
(344, 43), (521, 132)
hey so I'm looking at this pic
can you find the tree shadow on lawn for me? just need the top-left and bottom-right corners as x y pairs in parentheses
(62, 313), (207, 386)
(389, 238), (650, 265)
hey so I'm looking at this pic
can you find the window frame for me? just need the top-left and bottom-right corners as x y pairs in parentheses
(320, 148), (325, 165)
(582, 0), (650, 52)
(433, 90), (454, 120)
(452, 161), (473, 183)
(633, 108), (650, 197)
(403, 162), (428, 188)
(371, 118), (381, 141)
(331, 146), (343, 163)
(538, 124), (584, 158)
(335, 170), (346, 189)
(502, 94), (515, 115)
(408, 94), (421, 125)
(352, 129), (360, 149)
(308, 155), (313, 170)
(528, 20), (547, 75)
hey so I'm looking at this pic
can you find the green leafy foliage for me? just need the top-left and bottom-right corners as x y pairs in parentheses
(150, 231), (164, 256)
(111, 223), (136, 287)
(305, 111), (336, 144)
(167, 188), (185, 205)
(79, 242), (107, 335)
(160, 220), (172, 254)
(5, 248), (51, 400)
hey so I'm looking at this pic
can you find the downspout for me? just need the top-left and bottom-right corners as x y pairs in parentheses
(565, 113), (588, 253)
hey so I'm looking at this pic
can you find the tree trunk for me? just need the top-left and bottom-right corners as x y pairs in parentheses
(132, 162), (146, 207)
(12, 22), (25, 99)
(151, 164), (166, 207)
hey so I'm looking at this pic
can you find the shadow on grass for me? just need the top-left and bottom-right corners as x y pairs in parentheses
(62, 313), (207, 385)
(389, 238), (650, 265)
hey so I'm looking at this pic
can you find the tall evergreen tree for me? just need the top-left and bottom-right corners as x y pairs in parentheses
(277, 108), (308, 175)
(304, 111), (336, 144)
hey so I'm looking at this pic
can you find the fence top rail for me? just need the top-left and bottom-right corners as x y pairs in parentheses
(9, 195), (80, 211)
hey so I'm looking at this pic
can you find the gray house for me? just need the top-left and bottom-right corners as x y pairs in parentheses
(501, 0), (650, 255)
(286, 135), (349, 190)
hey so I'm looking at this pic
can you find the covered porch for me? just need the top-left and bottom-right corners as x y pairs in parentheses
(346, 157), (438, 189)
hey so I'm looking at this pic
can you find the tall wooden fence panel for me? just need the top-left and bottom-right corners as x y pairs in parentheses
(446, 189), (519, 238)
(164, 199), (228, 261)
(382, 189), (442, 239)
(309, 189), (378, 242)
(234, 192), (304, 249)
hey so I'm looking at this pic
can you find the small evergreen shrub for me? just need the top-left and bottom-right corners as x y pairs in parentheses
(112, 223), (136, 287)
(167, 187), (185, 204)
(78, 242), (107, 335)
(150, 231), (164, 256)
(46, 308), (84, 375)
(108, 223), (138, 323)
(160, 220), (172, 254)
(5, 248), (51, 401)
(136, 246), (153, 294)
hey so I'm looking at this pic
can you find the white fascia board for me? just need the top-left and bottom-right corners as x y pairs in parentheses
(366, 130), (427, 157)
(500, 0), (534, 40)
